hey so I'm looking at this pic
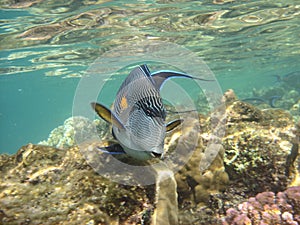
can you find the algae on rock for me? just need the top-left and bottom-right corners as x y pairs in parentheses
(0, 90), (299, 225)
(223, 101), (298, 194)
(0, 144), (154, 225)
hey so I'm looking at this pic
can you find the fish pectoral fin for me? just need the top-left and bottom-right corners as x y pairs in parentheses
(91, 102), (111, 123)
(97, 143), (126, 155)
(151, 71), (214, 90)
(91, 102), (125, 130)
(166, 119), (183, 132)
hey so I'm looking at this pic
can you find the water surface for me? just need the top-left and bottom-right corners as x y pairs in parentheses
(0, 0), (299, 153)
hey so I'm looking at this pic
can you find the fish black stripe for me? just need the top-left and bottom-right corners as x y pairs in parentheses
(140, 64), (151, 77)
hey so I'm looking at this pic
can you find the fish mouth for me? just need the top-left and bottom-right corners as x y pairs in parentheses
(151, 152), (162, 158)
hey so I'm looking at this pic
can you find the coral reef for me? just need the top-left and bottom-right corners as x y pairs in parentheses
(39, 116), (108, 149)
(174, 90), (299, 224)
(0, 144), (155, 224)
(222, 186), (300, 225)
(222, 99), (298, 194)
(164, 115), (229, 208)
(0, 89), (299, 225)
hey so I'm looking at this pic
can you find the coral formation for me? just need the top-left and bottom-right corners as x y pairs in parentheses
(223, 100), (298, 194)
(173, 116), (229, 206)
(0, 89), (299, 225)
(174, 90), (299, 224)
(222, 186), (300, 225)
(0, 144), (154, 224)
(39, 116), (108, 149)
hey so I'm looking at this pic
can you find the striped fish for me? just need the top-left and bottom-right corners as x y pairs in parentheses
(91, 64), (210, 160)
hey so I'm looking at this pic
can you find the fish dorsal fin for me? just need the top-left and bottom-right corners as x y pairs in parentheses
(166, 119), (183, 132)
(151, 70), (214, 90)
(91, 102), (125, 130)
(114, 64), (160, 117)
(136, 64), (157, 85)
(140, 64), (152, 77)
(119, 64), (153, 88)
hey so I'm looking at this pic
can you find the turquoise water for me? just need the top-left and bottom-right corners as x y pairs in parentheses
(1, 0), (299, 154)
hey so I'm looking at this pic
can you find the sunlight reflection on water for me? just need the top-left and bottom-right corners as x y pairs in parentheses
(1, 0), (299, 78)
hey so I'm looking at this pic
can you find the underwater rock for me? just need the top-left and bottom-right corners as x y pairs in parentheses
(174, 92), (299, 224)
(165, 115), (229, 206)
(226, 100), (263, 122)
(0, 144), (154, 224)
(223, 99), (298, 194)
(222, 186), (300, 225)
(1, 89), (299, 225)
(222, 89), (238, 104)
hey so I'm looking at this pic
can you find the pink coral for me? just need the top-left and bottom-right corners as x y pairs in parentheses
(222, 186), (300, 225)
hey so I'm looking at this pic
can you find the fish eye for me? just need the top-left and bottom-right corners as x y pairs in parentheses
(135, 98), (166, 118)
(145, 108), (155, 117)
(144, 107), (166, 119)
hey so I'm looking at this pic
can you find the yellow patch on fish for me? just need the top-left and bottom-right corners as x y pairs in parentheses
(120, 96), (128, 110)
